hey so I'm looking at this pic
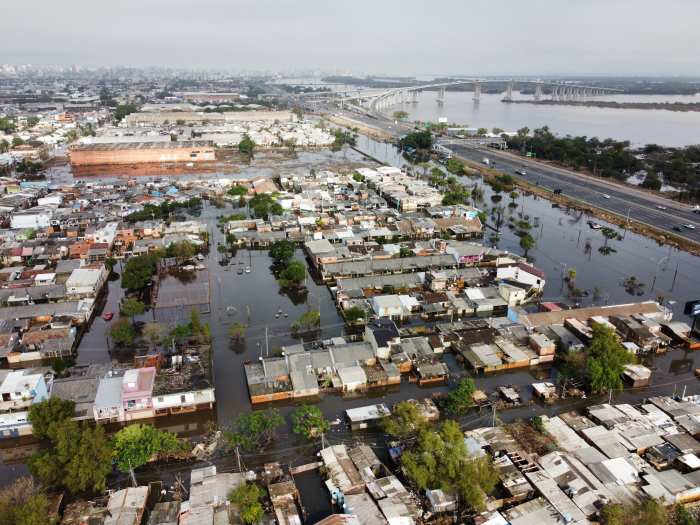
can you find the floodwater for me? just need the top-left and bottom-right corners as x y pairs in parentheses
(376, 91), (700, 147)
(3, 138), (700, 520)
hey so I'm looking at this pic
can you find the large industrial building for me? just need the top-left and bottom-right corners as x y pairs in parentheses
(69, 140), (215, 166)
(124, 110), (294, 126)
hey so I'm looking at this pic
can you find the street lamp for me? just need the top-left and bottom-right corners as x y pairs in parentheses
(650, 257), (668, 292)
(537, 208), (555, 235)
(306, 290), (323, 330)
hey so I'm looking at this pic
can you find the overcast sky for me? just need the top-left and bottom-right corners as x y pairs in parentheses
(4, 0), (699, 76)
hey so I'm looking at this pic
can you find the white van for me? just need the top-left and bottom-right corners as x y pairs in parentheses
(482, 158), (489, 165)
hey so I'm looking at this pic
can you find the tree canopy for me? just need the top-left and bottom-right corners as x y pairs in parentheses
(27, 420), (112, 493)
(111, 424), (180, 472)
(227, 185), (248, 196)
(300, 310), (319, 329)
(121, 256), (155, 289)
(292, 405), (330, 437)
(345, 306), (366, 323)
(279, 260), (306, 283)
(121, 298), (145, 322)
(442, 378), (476, 415)
(110, 319), (135, 346)
(586, 322), (636, 391)
(268, 239), (296, 265)
(239, 136), (255, 153)
(27, 397), (76, 440)
(225, 409), (284, 452)
(0, 478), (51, 525)
(520, 235), (537, 255)
(381, 401), (434, 446)
(400, 419), (497, 510)
(115, 104), (137, 120)
(401, 130), (432, 150)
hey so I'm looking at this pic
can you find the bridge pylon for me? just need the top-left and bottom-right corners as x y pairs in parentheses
(472, 82), (482, 102)
(505, 82), (514, 101)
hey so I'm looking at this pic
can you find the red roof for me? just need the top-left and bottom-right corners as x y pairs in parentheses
(517, 262), (546, 279)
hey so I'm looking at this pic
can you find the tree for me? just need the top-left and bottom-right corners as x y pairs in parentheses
(111, 424), (180, 473)
(392, 110), (409, 120)
(509, 191), (520, 202)
(442, 378), (476, 415)
(239, 136), (255, 153)
(189, 307), (202, 334)
(381, 401), (433, 446)
(600, 496), (668, 525)
(382, 284), (393, 294)
(0, 478), (50, 525)
(27, 397), (75, 440)
(353, 172), (363, 182)
(104, 257), (118, 271)
(27, 420), (112, 493)
(268, 240), (296, 265)
(530, 416), (545, 434)
(442, 192), (470, 206)
(290, 321), (302, 333)
(228, 322), (245, 340)
(111, 319), (135, 346)
(477, 128), (488, 136)
(170, 324), (191, 343)
(170, 242), (195, 262)
(517, 126), (530, 137)
(399, 247), (414, 258)
(492, 127), (504, 135)
(292, 405), (330, 437)
(515, 220), (532, 232)
(225, 409), (284, 452)
(114, 104), (137, 120)
(283, 137), (298, 150)
(226, 233), (237, 245)
(477, 211), (488, 225)
(241, 502), (264, 524)
(491, 181), (504, 194)
(401, 130), (432, 150)
(400, 419), (497, 510)
(142, 322), (166, 349)
(279, 260), (306, 283)
(121, 256), (155, 289)
(300, 310), (319, 329)
(601, 227), (619, 245)
(227, 185), (248, 196)
(567, 268), (578, 283)
(121, 298), (145, 325)
(586, 322), (636, 391)
(12, 137), (25, 147)
(520, 235), (537, 256)
(345, 306), (366, 323)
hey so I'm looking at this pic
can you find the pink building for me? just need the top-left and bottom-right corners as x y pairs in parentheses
(122, 367), (156, 421)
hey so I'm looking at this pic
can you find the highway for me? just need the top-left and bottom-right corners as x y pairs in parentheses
(441, 142), (700, 244)
(271, 86), (700, 246)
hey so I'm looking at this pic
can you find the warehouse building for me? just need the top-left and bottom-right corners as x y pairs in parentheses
(70, 140), (215, 166)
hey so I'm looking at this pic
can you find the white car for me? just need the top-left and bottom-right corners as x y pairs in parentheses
(685, 224), (696, 229)
(656, 205), (666, 210)
(603, 194), (610, 199)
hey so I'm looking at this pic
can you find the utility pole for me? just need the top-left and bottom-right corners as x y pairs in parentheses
(265, 327), (269, 357)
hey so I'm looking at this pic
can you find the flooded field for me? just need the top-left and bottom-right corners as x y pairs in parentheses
(2, 137), (700, 517)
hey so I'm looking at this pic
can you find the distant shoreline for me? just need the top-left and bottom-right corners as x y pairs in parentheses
(503, 100), (700, 112)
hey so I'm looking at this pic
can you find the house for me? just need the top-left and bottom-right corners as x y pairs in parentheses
(529, 333), (556, 356)
(0, 370), (50, 437)
(496, 262), (546, 291)
(152, 347), (215, 416)
(65, 264), (107, 299)
(498, 282), (528, 306)
(346, 404), (391, 430)
(364, 319), (401, 359)
(93, 375), (126, 423)
(371, 295), (403, 319)
(122, 367), (156, 420)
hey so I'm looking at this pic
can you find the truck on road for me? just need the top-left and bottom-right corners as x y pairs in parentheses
(693, 205), (700, 214)
(482, 158), (489, 165)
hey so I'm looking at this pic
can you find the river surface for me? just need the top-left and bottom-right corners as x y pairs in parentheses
(273, 77), (700, 147)
(3, 137), (700, 520)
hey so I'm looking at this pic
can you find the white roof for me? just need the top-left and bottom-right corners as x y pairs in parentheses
(0, 371), (42, 393)
(35, 273), (56, 280)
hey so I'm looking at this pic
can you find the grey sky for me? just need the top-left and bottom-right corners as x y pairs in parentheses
(4, 0), (699, 76)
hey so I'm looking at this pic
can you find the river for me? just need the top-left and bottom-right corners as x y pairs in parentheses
(2, 136), (700, 520)
(272, 77), (700, 147)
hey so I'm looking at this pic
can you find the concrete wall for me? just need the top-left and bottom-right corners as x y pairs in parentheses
(71, 146), (215, 166)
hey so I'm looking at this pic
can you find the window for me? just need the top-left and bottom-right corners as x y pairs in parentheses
(158, 397), (164, 403)
(180, 395), (186, 403)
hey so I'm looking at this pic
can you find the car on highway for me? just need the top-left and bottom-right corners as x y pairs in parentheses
(603, 194), (610, 199)
(685, 224), (696, 229)
(656, 205), (667, 210)
(103, 312), (114, 321)
(673, 226), (683, 232)
(515, 170), (526, 175)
